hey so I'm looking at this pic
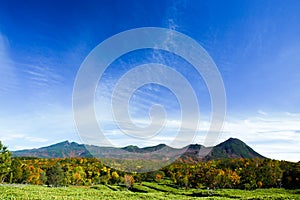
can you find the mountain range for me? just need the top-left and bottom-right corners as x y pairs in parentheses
(12, 138), (265, 162)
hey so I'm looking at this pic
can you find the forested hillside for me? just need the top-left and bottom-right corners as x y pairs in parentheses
(2, 157), (300, 189)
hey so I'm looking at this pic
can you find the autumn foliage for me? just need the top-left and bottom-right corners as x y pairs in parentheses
(0, 157), (297, 189)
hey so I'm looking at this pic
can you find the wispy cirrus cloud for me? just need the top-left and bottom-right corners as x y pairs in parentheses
(0, 33), (18, 96)
(22, 63), (63, 88)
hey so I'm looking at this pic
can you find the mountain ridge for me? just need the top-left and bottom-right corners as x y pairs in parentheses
(12, 137), (266, 161)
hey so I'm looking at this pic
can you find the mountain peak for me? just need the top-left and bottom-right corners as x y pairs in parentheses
(121, 145), (140, 152)
(122, 143), (169, 153)
(226, 137), (243, 142)
(187, 144), (204, 150)
(47, 140), (70, 147)
(61, 140), (70, 145)
(205, 137), (265, 160)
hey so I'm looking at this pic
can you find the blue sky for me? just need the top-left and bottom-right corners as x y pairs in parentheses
(0, 0), (300, 161)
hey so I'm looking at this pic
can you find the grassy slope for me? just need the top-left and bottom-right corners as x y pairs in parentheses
(0, 184), (299, 200)
(0, 184), (196, 200)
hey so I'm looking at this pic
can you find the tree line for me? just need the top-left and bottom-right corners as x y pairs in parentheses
(0, 141), (299, 189)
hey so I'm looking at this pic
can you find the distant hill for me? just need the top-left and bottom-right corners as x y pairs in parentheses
(12, 138), (265, 161)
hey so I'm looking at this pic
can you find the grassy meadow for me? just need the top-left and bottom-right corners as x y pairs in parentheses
(1, 183), (299, 200)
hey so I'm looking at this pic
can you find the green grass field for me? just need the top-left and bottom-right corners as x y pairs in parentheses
(0, 183), (299, 200)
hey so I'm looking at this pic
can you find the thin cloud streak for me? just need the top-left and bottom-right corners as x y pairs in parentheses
(0, 33), (18, 95)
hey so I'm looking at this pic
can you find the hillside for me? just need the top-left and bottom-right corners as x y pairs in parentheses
(12, 138), (265, 161)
